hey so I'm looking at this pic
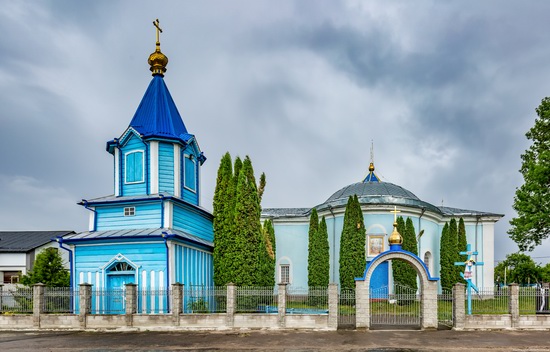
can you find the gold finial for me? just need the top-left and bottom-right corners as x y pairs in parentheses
(148, 19), (168, 76)
(388, 206), (403, 245)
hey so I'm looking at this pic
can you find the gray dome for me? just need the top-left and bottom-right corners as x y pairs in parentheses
(318, 181), (441, 214)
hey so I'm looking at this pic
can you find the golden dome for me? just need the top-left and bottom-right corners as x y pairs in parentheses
(148, 46), (168, 76)
(388, 221), (403, 245)
(149, 19), (168, 76)
(369, 162), (375, 172)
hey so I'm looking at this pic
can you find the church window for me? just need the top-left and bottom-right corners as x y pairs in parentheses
(125, 150), (144, 183)
(279, 264), (290, 284)
(184, 154), (196, 191)
(109, 262), (135, 272)
(124, 207), (135, 216)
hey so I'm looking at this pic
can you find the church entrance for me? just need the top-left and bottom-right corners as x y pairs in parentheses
(355, 250), (439, 330)
(369, 281), (421, 329)
(106, 262), (136, 314)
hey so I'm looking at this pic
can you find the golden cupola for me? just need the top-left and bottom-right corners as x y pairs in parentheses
(148, 19), (168, 76)
(388, 206), (403, 246)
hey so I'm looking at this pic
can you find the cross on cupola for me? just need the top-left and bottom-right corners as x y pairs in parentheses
(148, 18), (168, 76)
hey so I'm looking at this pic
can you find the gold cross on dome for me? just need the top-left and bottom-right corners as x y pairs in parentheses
(153, 19), (163, 44)
(390, 206), (400, 222)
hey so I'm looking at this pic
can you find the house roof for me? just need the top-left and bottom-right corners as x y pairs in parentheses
(128, 75), (192, 144)
(0, 231), (75, 253)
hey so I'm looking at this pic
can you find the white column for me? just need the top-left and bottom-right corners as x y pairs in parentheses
(164, 202), (173, 228)
(150, 141), (159, 194)
(173, 144), (181, 197)
(114, 148), (120, 196)
(482, 221), (495, 290)
(88, 207), (95, 231)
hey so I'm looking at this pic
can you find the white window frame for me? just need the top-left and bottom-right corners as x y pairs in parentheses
(124, 150), (145, 184)
(124, 207), (135, 217)
(279, 264), (290, 284)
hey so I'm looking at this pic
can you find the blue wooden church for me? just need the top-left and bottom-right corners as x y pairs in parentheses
(61, 22), (213, 311)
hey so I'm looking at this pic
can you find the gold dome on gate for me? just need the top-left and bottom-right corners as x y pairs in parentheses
(148, 19), (168, 76)
(388, 206), (403, 246)
(388, 221), (403, 245)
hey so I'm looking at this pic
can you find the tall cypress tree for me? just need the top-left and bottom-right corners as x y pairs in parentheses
(439, 222), (453, 290)
(448, 218), (461, 283)
(457, 218), (467, 261)
(262, 219), (276, 287)
(318, 216), (330, 287)
(339, 195), (366, 291)
(392, 217), (409, 287)
(213, 152), (233, 286)
(307, 208), (320, 287)
(232, 157), (262, 286)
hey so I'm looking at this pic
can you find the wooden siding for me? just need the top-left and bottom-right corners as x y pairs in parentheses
(172, 203), (213, 242)
(96, 203), (161, 230)
(75, 241), (166, 289)
(158, 142), (174, 194)
(121, 134), (147, 196)
(174, 243), (213, 287)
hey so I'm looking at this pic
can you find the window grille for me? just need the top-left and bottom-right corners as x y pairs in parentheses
(124, 207), (135, 216)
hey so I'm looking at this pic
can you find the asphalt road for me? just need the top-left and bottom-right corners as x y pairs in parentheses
(1, 329), (550, 351)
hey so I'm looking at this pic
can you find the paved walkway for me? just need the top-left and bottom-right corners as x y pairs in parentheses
(1, 330), (550, 351)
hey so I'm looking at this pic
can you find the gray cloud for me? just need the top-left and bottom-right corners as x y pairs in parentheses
(1, 1), (550, 263)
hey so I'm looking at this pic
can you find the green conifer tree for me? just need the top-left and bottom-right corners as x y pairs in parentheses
(339, 195), (366, 291)
(20, 248), (69, 287)
(448, 218), (461, 283)
(393, 217), (418, 290)
(213, 152), (233, 286)
(232, 157), (262, 286)
(318, 216), (330, 287)
(262, 219), (276, 287)
(307, 208), (320, 287)
(439, 222), (454, 290)
(457, 218), (467, 261)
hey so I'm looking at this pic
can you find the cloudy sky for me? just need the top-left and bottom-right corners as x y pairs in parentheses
(1, 1), (550, 264)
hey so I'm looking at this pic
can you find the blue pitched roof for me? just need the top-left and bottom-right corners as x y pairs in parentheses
(363, 171), (380, 182)
(128, 75), (192, 143)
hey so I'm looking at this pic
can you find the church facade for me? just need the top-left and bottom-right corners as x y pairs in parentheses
(61, 22), (213, 312)
(261, 162), (503, 291)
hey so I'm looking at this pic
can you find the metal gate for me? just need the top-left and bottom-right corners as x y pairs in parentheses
(337, 289), (356, 329)
(370, 284), (420, 329)
(437, 288), (453, 329)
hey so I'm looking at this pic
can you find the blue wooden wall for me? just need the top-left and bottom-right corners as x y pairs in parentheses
(95, 202), (161, 230)
(173, 203), (213, 242)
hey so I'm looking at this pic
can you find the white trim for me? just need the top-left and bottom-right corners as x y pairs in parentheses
(124, 150), (145, 184)
(183, 154), (197, 193)
(164, 202), (173, 228)
(100, 253), (141, 271)
(150, 141), (159, 194)
(88, 207), (95, 231)
(174, 144), (181, 197)
(276, 256), (293, 284)
(114, 148), (120, 196)
(168, 241), (175, 285)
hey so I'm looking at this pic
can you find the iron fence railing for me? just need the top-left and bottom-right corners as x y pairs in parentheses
(470, 286), (509, 314)
(91, 289), (126, 314)
(138, 289), (170, 314)
(184, 286), (227, 313)
(338, 288), (356, 328)
(0, 286), (33, 313)
(43, 287), (76, 313)
(286, 286), (328, 314)
(235, 286), (277, 313)
(438, 288), (453, 327)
